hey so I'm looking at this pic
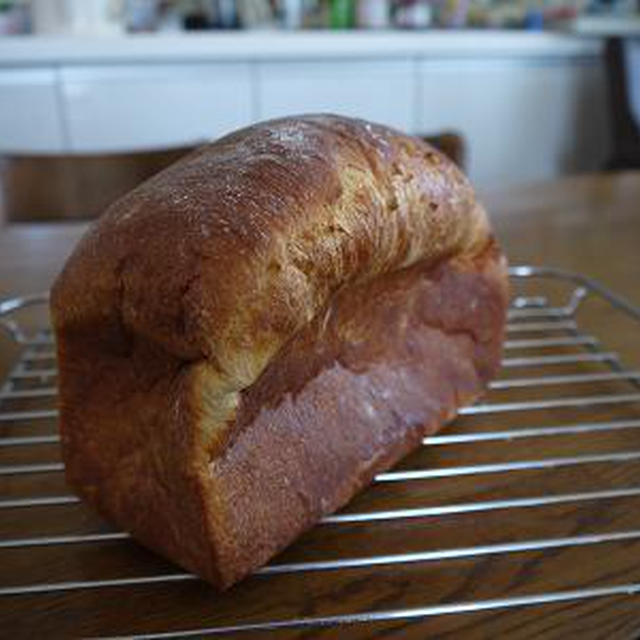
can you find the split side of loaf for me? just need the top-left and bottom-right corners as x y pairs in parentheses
(51, 115), (509, 589)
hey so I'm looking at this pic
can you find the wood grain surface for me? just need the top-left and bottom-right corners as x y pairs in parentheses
(1, 171), (640, 639)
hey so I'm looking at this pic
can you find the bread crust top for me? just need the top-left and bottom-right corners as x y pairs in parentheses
(51, 115), (490, 391)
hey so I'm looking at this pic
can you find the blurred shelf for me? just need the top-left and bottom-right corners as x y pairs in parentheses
(0, 30), (602, 66)
(570, 16), (640, 37)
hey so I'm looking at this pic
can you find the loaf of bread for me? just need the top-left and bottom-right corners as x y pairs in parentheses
(51, 115), (508, 589)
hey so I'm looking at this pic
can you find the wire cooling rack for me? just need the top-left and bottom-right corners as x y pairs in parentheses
(2, 265), (640, 639)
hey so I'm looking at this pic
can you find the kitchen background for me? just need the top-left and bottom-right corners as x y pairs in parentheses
(0, 0), (639, 214)
(2, 8), (640, 635)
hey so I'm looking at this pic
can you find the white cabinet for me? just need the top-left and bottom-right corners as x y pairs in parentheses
(60, 63), (253, 152)
(0, 68), (65, 152)
(0, 43), (610, 189)
(418, 58), (609, 187)
(257, 59), (415, 132)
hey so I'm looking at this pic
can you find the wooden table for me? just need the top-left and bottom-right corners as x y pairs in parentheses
(2, 171), (640, 638)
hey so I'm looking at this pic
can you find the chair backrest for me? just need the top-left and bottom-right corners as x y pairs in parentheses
(421, 132), (466, 170)
(0, 146), (195, 223)
(605, 37), (640, 170)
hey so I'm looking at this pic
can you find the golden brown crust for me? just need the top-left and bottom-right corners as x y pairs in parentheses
(51, 115), (508, 589)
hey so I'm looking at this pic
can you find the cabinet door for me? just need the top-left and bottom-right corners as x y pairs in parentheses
(418, 58), (609, 188)
(0, 68), (65, 152)
(61, 63), (253, 152)
(258, 59), (414, 132)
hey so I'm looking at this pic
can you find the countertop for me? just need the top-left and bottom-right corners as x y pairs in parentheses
(0, 30), (602, 66)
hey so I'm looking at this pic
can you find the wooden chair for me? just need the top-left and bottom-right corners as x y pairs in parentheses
(0, 146), (195, 223)
(422, 132), (466, 170)
(0, 131), (465, 225)
(604, 38), (640, 170)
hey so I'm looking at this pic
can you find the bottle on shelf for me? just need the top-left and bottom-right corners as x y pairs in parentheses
(393, 0), (432, 29)
(356, 0), (390, 28)
(281, 0), (304, 28)
(330, 0), (354, 28)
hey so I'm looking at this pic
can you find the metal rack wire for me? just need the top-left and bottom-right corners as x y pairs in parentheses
(2, 265), (640, 638)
